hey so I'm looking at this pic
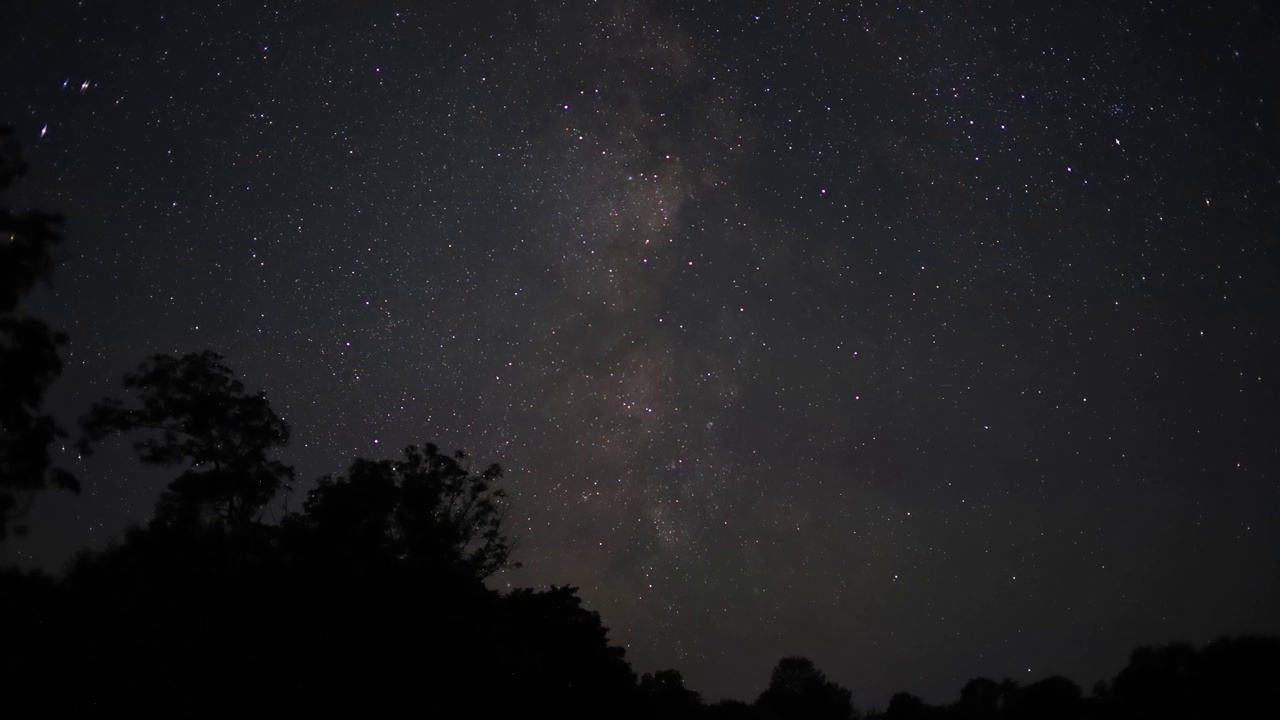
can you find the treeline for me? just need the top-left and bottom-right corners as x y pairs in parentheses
(1, 438), (638, 718)
(2, 352), (1277, 718)
(3, 127), (1278, 718)
(870, 637), (1280, 720)
(4, 510), (1279, 719)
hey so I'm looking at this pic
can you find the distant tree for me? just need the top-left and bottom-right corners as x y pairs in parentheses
(1108, 636), (1280, 719)
(706, 698), (754, 719)
(1108, 642), (1197, 719)
(78, 350), (293, 528)
(955, 677), (1003, 720)
(1195, 635), (1280, 718)
(756, 656), (858, 720)
(883, 691), (936, 720)
(0, 125), (78, 539)
(638, 668), (704, 719)
(293, 442), (517, 578)
(495, 585), (636, 717)
(1003, 675), (1082, 720)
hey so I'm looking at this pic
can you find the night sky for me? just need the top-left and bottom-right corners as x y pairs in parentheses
(3, 0), (1278, 707)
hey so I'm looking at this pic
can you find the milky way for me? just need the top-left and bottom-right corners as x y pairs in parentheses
(3, 0), (1278, 706)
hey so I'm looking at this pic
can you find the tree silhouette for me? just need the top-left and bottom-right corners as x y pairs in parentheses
(756, 655), (858, 720)
(495, 585), (637, 717)
(706, 699), (754, 719)
(1107, 636), (1280, 719)
(1002, 675), (1081, 720)
(293, 441), (517, 578)
(78, 350), (293, 528)
(881, 691), (935, 720)
(955, 677), (1004, 720)
(638, 668), (704, 719)
(0, 125), (77, 539)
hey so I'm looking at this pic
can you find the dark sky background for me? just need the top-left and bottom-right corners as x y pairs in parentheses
(3, 0), (1278, 708)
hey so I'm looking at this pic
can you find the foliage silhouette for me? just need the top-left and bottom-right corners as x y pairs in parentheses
(6, 347), (1280, 718)
(864, 636), (1280, 720)
(706, 698), (755, 719)
(756, 655), (858, 720)
(882, 691), (937, 720)
(1105, 636), (1280, 719)
(493, 585), (638, 716)
(78, 350), (294, 529)
(0, 128), (64, 310)
(0, 125), (77, 539)
(639, 668), (705, 719)
(955, 677), (1004, 720)
(1002, 675), (1082, 720)
(292, 441), (517, 579)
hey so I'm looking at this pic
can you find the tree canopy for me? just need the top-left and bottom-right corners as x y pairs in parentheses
(78, 350), (294, 529)
(756, 656), (857, 720)
(0, 125), (77, 539)
(293, 442), (517, 578)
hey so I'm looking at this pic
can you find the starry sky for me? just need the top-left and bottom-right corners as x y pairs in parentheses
(3, 0), (1278, 707)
